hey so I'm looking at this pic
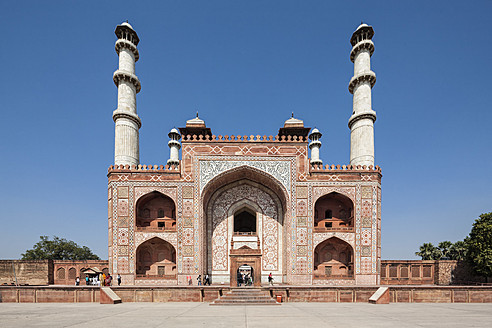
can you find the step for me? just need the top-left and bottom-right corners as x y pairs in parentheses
(210, 288), (279, 305)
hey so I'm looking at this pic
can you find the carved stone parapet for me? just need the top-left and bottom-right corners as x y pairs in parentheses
(181, 134), (306, 142)
(115, 39), (139, 61)
(350, 40), (375, 62)
(348, 71), (376, 94)
(310, 163), (381, 173)
(112, 109), (142, 128)
(348, 111), (377, 129)
(113, 70), (141, 93)
(108, 163), (180, 173)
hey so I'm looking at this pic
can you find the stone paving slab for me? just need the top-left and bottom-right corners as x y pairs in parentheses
(0, 302), (491, 327)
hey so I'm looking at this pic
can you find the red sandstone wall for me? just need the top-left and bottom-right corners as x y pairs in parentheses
(2, 286), (492, 303)
(0, 260), (53, 285)
(53, 260), (109, 285)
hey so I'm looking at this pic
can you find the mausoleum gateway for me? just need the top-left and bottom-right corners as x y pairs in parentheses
(108, 22), (381, 286)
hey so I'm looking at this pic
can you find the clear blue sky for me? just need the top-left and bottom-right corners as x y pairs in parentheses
(0, 0), (491, 260)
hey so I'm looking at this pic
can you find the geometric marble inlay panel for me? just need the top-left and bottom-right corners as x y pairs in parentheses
(117, 199), (129, 216)
(183, 199), (193, 218)
(118, 228), (129, 245)
(118, 186), (129, 199)
(361, 200), (372, 217)
(361, 216), (372, 228)
(182, 186), (194, 199)
(296, 186), (308, 198)
(361, 186), (372, 199)
(296, 199), (307, 217)
(361, 228), (371, 246)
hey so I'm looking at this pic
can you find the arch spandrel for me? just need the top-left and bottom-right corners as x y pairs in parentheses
(134, 232), (177, 249)
(200, 162), (291, 199)
(134, 187), (177, 204)
(312, 186), (356, 204)
(313, 233), (355, 249)
(201, 165), (290, 215)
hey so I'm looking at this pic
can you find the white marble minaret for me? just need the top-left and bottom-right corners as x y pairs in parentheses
(113, 22), (142, 166)
(348, 23), (377, 167)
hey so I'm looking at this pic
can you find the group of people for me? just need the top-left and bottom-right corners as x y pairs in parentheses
(237, 271), (253, 286)
(75, 273), (122, 286)
(189, 274), (211, 286)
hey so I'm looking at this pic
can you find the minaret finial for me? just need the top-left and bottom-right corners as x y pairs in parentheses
(291, 112), (294, 118)
(126, 20), (129, 23)
(196, 111), (199, 118)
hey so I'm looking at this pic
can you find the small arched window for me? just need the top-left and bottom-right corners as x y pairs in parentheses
(68, 267), (77, 280)
(57, 267), (66, 279)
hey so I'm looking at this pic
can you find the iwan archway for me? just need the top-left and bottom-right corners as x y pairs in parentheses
(202, 166), (288, 286)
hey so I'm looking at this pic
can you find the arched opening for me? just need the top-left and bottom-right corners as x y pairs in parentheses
(136, 237), (176, 278)
(234, 207), (256, 235)
(202, 166), (288, 285)
(236, 264), (254, 286)
(136, 191), (176, 231)
(314, 238), (354, 279)
(314, 192), (354, 232)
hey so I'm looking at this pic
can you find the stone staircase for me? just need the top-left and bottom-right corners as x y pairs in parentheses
(210, 288), (280, 305)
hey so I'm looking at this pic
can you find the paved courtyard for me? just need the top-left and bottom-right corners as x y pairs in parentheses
(0, 302), (490, 327)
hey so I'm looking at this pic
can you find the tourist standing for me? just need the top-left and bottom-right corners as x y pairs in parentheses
(117, 273), (121, 286)
(197, 275), (202, 286)
(268, 272), (273, 286)
(237, 271), (242, 287)
(204, 273), (210, 286)
(85, 275), (89, 285)
(75, 277), (80, 286)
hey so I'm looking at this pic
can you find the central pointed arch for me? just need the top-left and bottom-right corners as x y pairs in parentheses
(200, 165), (290, 285)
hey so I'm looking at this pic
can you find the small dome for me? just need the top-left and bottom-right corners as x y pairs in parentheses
(311, 128), (320, 134)
(355, 23), (369, 32)
(120, 21), (134, 30)
(186, 113), (206, 127)
(284, 113), (304, 128)
(169, 128), (179, 134)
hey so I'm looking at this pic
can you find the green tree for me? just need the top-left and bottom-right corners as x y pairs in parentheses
(438, 241), (453, 259)
(415, 242), (441, 260)
(448, 240), (467, 261)
(21, 236), (100, 260)
(465, 212), (492, 279)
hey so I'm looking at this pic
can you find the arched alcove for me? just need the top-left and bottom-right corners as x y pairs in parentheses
(314, 237), (354, 279)
(202, 168), (287, 284)
(57, 267), (65, 280)
(136, 191), (176, 231)
(136, 237), (176, 277)
(68, 267), (77, 280)
(314, 192), (354, 232)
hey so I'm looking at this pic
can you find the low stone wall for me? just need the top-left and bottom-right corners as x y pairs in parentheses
(0, 286), (100, 303)
(381, 260), (486, 285)
(2, 286), (492, 303)
(0, 260), (53, 286)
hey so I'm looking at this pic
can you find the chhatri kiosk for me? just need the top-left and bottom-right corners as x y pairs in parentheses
(108, 22), (381, 286)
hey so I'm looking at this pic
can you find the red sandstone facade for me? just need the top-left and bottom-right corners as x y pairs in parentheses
(108, 118), (382, 286)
